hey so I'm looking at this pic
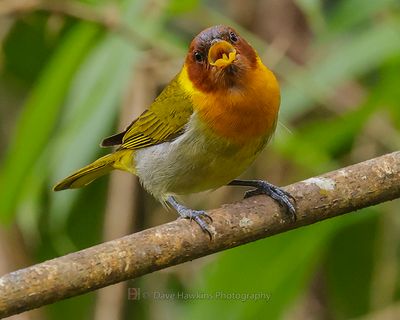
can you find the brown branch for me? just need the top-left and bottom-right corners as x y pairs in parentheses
(1, 151), (400, 318)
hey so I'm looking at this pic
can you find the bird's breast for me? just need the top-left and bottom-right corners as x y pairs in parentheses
(192, 65), (280, 145)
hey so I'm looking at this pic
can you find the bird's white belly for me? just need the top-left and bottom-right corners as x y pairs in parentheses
(134, 115), (267, 200)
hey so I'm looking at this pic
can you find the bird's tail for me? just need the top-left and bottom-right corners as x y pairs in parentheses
(53, 149), (135, 191)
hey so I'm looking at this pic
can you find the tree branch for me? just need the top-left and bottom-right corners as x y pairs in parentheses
(1, 151), (400, 318)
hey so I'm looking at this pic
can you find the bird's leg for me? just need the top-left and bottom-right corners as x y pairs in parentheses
(167, 196), (213, 238)
(228, 179), (296, 221)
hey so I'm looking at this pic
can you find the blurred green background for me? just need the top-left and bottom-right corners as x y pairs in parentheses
(1, 0), (400, 319)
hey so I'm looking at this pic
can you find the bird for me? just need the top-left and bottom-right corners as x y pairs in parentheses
(54, 25), (296, 237)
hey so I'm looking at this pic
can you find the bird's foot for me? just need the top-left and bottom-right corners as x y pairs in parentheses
(178, 208), (213, 238)
(167, 196), (213, 238)
(228, 179), (296, 222)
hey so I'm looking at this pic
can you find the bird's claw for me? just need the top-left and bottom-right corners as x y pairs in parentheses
(167, 196), (213, 239)
(178, 209), (213, 239)
(244, 181), (296, 222)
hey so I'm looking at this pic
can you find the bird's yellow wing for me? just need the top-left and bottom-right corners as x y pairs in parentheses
(101, 75), (193, 150)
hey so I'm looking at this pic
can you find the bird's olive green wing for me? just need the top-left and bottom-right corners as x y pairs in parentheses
(101, 75), (193, 150)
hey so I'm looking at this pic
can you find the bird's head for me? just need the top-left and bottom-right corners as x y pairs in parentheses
(185, 25), (259, 93)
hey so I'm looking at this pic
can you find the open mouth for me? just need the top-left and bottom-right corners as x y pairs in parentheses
(208, 40), (236, 68)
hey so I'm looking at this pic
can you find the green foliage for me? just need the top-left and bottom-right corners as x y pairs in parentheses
(325, 209), (379, 319)
(0, 23), (100, 223)
(325, 0), (398, 33)
(180, 220), (339, 320)
(167, 0), (199, 14)
(280, 20), (400, 121)
(4, 15), (58, 83)
(48, 32), (140, 236)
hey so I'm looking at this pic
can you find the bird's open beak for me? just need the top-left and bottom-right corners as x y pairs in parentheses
(208, 40), (236, 68)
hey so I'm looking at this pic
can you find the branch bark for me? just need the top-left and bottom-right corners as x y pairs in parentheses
(1, 151), (400, 318)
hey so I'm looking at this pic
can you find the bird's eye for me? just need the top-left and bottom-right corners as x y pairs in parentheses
(194, 51), (204, 62)
(229, 32), (238, 43)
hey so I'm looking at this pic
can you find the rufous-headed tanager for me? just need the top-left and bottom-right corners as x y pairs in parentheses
(54, 25), (296, 236)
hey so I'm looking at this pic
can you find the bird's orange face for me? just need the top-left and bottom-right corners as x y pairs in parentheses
(185, 25), (258, 93)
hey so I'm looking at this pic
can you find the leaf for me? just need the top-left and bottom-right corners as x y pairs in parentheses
(325, 208), (379, 318)
(179, 219), (339, 320)
(0, 23), (100, 223)
(167, 0), (199, 14)
(46, 0), (165, 245)
(326, 0), (397, 33)
(48, 32), (140, 236)
(275, 102), (377, 173)
(280, 21), (400, 121)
